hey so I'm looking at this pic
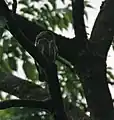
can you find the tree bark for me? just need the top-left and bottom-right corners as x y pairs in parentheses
(75, 0), (114, 119)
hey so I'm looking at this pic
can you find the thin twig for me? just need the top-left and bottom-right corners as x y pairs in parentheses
(12, 0), (17, 14)
(0, 99), (53, 112)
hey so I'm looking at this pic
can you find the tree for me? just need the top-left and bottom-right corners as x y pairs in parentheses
(0, 0), (114, 120)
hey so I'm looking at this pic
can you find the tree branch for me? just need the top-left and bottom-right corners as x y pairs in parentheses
(72, 0), (87, 38)
(72, 0), (88, 49)
(0, 73), (49, 100)
(45, 63), (68, 119)
(12, 0), (17, 14)
(76, 0), (114, 119)
(0, 99), (53, 112)
(90, 0), (114, 57)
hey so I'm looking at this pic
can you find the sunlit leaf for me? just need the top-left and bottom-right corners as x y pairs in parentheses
(1, 59), (12, 72)
(23, 60), (37, 81)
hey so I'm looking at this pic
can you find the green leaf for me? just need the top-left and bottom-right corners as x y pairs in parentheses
(1, 59), (12, 72)
(107, 71), (114, 80)
(3, 39), (10, 53)
(23, 60), (37, 81)
(0, 46), (3, 62)
(8, 57), (17, 71)
(64, 10), (72, 23)
(13, 48), (21, 58)
(44, 4), (50, 11)
(48, 0), (56, 9)
(18, 0), (29, 6)
(11, 37), (18, 46)
(20, 8), (34, 15)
